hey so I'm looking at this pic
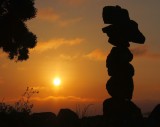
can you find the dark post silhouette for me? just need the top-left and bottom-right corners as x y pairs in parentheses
(102, 5), (145, 127)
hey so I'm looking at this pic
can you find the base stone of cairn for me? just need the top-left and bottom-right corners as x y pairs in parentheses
(102, 5), (145, 126)
(103, 98), (144, 127)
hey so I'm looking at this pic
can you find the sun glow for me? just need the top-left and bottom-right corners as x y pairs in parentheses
(53, 77), (61, 86)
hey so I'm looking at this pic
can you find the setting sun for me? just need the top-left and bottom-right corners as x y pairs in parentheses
(53, 77), (61, 86)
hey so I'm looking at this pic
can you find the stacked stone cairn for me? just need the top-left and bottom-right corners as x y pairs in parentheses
(102, 6), (145, 127)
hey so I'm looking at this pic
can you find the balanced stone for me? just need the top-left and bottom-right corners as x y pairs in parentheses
(106, 77), (133, 100)
(102, 5), (130, 24)
(103, 98), (144, 127)
(102, 20), (145, 46)
(102, 5), (145, 127)
(107, 63), (134, 77)
(106, 47), (134, 77)
(107, 47), (133, 64)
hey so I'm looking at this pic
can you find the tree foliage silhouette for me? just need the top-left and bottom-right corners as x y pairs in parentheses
(0, 0), (37, 61)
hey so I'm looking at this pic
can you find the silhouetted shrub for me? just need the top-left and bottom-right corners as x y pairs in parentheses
(0, 87), (38, 114)
(0, 87), (38, 127)
(75, 104), (94, 118)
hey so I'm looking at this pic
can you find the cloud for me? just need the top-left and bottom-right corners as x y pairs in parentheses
(84, 49), (107, 61)
(33, 38), (84, 53)
(17, 67), (26, 71)
(37, 8), (60, 22)
(31, 96), (102, 115)
(3, 95), (103, 115)
(130, 46), (147, 56)
(0, 62), (9, 69)
(37, 7), (82, 27)
(0, 50), (8, 59)
(4, 95), (99, 104)
(147, 52), (160, 58)
(31, 96), (99, 103)
(0, 76), (4, 85)
(130, 46), (160, 59)
(60, 0), (85, 6)
(59, 17), (82, 27)
(59, 54), (80, 60)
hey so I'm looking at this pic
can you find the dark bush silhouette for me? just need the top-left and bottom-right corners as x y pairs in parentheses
(0, 0), (37, 61)
(0, 87), (38, 115)
(0, 87), (38, 127)
(14, 87), (39, 114)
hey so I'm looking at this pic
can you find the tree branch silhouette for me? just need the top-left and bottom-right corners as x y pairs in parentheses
(0, 0), (37, 61)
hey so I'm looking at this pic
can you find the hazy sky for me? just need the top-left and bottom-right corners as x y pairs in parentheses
(0, 0), (160, 115)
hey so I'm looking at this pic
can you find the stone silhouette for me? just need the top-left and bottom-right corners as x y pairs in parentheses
(80, 115), (104, 127)
(147, 104), (160, 127)
(103, 98), (144, 127)
(102, 5), (145, 126)
(56, 109), (79, 127)
(29, 112), (56, 127)
(0, 0), (37, 61)
(102, 6), (145, 47)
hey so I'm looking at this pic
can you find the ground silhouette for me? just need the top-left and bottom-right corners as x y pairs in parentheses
(0, 107), (160, 127)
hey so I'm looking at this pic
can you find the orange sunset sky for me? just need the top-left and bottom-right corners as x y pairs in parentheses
(0, 0), (160, 115)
